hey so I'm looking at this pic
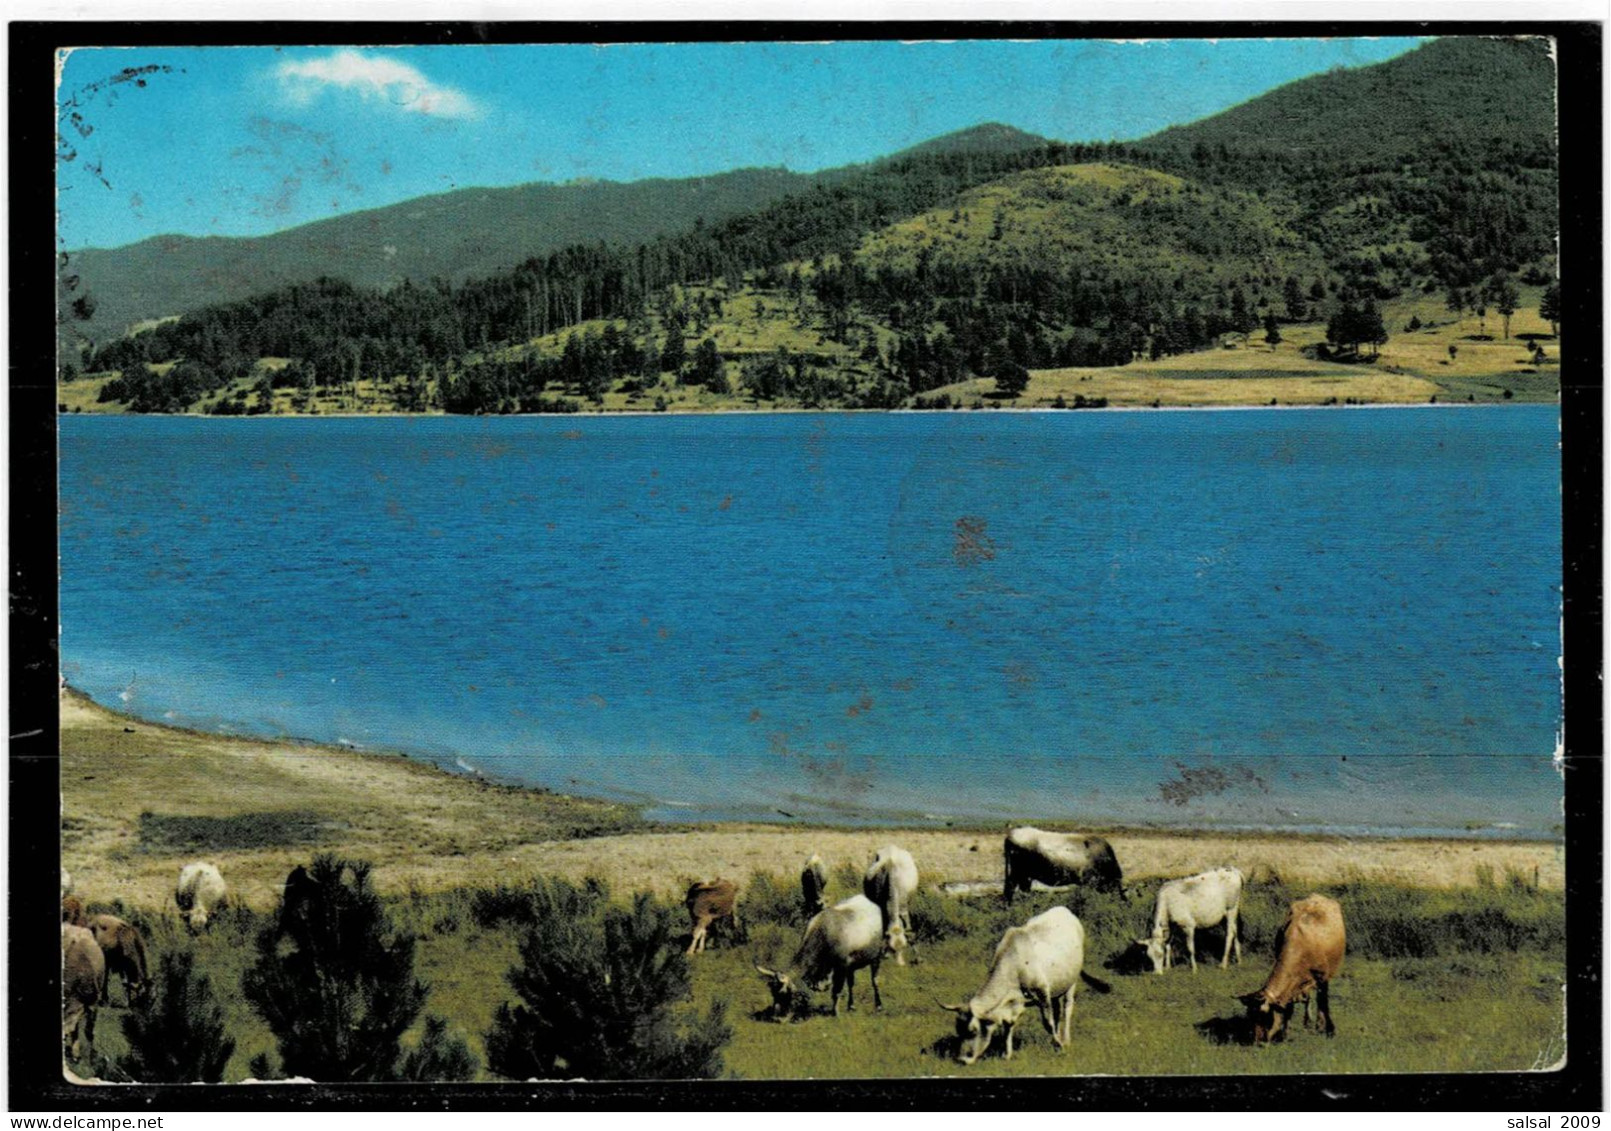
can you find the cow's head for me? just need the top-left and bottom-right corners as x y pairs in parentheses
(939, 995), (1024, 1064)
(187, 907), (210, 933)
(1238, 989), (1291, 1044)
(756, 965), (806, 1021)
(884, 921), (909, 961)
(1136, 934), (1169, 974)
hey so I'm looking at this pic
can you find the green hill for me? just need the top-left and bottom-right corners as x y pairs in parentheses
(66, 37), (1559, 417)
(1142, 36), (1555, 159)
(59, 124), (1057, 353)
(60, 167), (816, 349)
(858, 162), (1322, 284)
(887, 122), (1050, 159)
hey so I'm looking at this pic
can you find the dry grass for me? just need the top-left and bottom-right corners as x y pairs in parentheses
(61, 692), (1562, 919)
(59, 691), (642, 911)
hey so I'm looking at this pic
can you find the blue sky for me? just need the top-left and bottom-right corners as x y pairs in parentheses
(56, 38), (1425, 251)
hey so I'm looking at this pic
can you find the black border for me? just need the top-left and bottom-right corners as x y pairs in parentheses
(10, 19), (1602, 1112)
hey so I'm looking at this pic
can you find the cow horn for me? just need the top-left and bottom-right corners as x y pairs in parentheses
(934, 998), (967, 1013)
(754, 965), (778, 978)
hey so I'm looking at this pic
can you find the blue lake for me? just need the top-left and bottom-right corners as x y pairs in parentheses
(57, 407), (1563, 835)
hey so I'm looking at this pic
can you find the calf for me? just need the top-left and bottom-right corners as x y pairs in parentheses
(87, 914), (150, 1007)
(1239, 894), (1345, 1043)
(685, 878), (739, 955)
(1138, 867), (1243, 974)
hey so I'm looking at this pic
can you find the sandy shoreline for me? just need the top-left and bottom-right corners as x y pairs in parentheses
(58, 691), (1566, 911)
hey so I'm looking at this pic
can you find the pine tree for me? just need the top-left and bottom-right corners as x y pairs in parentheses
(1539, 282), (1561, 338)
(485, 878), (730, 1081)
(242, 857), (432, 1082)
(1263, 311), (1282, 349)
(995, 361), (1031, 399)
(1487, 272), (1520, 340)
(117, 949), (236, 1083)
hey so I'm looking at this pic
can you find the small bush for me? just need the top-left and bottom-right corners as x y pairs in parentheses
(739, 870), (801, 929)
(398, 1016), (478, 1082)
(241, 855), (430, 1081)
(485, 878), (730, 1080)
(906, 887), (995, 943)
(117, 949), (236, 1083)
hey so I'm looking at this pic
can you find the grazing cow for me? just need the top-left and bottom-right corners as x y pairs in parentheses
(685, 878), (740, 955)
(175, 862), (227, 932)
(87, 914), (150, 1007)
(61, 923), (105, 1063)
(1138, 867), (1244, 974)
(1239, 894), (1346, 1043)
(939, 906), (1111, 1065)
(1003, 827), (1125, 903)
(61, 896), (87, 928)
(756, 893), (886, 1019)
(862, 845), (918, 964)
(801, 853), (828, 918)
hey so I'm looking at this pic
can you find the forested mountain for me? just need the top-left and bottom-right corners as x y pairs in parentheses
(60, 166), (819, 348)
(886, 122), (1050, 160)
(1142, 36), (1553, 159)
(60, 122), (1055, 350)
(1134, 36), (1558, 288)
(66, 37), (1559, 417)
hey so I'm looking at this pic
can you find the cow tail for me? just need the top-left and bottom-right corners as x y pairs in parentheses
(1080, 971), (1114, 994)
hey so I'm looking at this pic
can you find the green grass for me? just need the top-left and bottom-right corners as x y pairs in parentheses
(67, 874), (1566, 1082)
(136, 810), (332, 854)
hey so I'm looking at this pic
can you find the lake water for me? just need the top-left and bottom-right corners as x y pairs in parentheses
(57, 407), (1563, 836)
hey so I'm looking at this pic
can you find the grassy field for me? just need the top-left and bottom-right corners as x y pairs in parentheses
(60, 692), (1567, 1082)
(65, 867), (1566, 1082)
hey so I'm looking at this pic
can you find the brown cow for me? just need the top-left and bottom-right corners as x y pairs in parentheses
(61, 896), (87, 928)
(685, 878), (740, 955)
(87, 914), (150, 1007)
(1238, 894), (1345, 1043)
(62, 923), (105, 1063)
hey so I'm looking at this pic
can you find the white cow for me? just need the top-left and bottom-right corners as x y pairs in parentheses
(862, 845), (918, 964)
(756, 893), (887, 1019)
(1139, 866), (1244, 974)
(939, 905), (1110, 1064)
(175, 861), (228, 932)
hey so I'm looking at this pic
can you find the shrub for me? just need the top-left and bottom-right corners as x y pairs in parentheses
(241, 855), (430, 1081)
(485, 878), (730, 1080)
(397, 1016), (478, 1082)
(738, 870), (801, 929)
(116, 949), (235, 1082)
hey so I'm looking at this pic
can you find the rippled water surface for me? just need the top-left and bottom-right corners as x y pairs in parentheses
(58, 408), (1563, 834)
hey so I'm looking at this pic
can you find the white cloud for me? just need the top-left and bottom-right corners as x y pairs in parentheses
(275, 50), (478, 119)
